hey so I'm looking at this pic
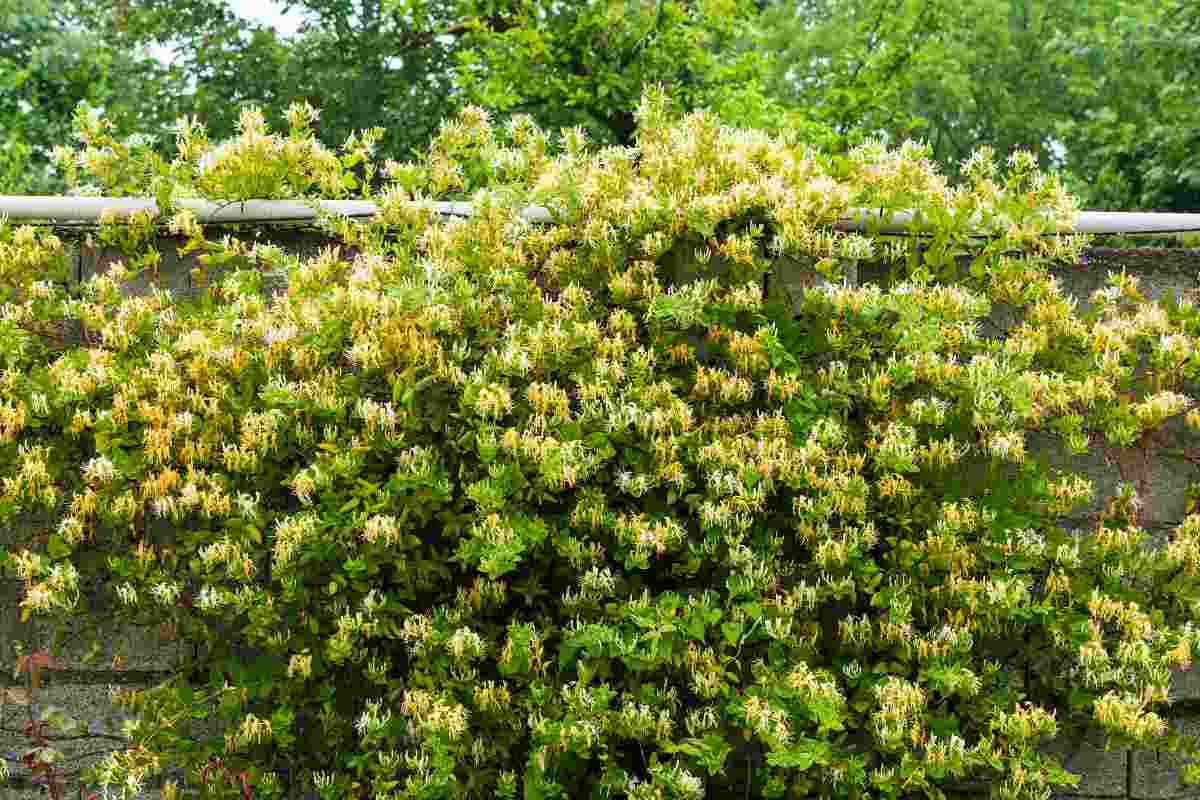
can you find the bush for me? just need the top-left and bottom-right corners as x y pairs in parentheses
(3, 88), (1200, 800)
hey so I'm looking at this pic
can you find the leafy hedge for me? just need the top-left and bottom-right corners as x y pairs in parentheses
(4, 89), (1200, 800)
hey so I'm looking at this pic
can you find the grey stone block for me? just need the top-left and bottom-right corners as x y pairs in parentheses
(1057, 250), (1200, 315)
(0, 511), (57, 553)
(76, 228), (346, 303)
(1027, 416), (1198, 533)
(0, 683), (140, 795)
(80, 236), (194, 298)
(1169, 667), (1200, 703)
(768, 254), (858, 314)
(855, 250), (1200, 343)
(1130, 718), (1200, 800)
(1, 578), (183, 676)
(1044, 727), (1128, 798)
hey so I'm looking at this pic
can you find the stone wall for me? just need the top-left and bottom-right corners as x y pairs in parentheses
(1, 227), (335, 800)
(2, 227), (1200, 799)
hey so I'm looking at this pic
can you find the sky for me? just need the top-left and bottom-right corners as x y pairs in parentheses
(225, 0), (308, 36)
(148, 0), (307, 62)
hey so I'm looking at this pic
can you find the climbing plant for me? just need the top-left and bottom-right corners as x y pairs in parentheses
(2, 88), (1200, 800)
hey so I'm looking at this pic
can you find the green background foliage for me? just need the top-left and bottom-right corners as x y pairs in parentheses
(3, 0), (1197, 210)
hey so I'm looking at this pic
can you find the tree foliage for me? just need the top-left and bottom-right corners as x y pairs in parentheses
(1047, 0), (1200, 210)
(0, 0), (178, 192)
(452, 0), (802, 145)
(6, 0), (1198, 209)
(65, 0), (801, 171)
(756, 0), (1200, 210)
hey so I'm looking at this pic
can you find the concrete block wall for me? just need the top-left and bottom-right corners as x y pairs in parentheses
(2, 227), (1200, 798)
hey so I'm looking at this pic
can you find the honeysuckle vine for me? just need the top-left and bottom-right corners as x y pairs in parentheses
(2, 87), (1200, 800)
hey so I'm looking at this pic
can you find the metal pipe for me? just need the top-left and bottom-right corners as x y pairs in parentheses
(0, 197), (383, 223)
(2, 196), (1199, 235)
(837, 208), (1200, 236)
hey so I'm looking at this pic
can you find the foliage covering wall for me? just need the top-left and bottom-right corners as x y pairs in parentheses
(3, 90), (1200, 800)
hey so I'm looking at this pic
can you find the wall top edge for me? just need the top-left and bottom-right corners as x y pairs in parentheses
(2, 196), (1200, 236)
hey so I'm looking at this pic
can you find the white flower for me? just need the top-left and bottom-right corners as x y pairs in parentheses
(82, 456), (116, 483)
(22, 584), (53, 612)
(151, 581), (182, 606)
(676, 768), (703, 799)
(235, 491), (262, 520)
(29, 392), (49, 415)
(151, 497), (175, 518)
(124, 771), (145, 794)
(355, 698), (392, 737)
(196, 586), (228, 612)
(987, 430), (1026, 464)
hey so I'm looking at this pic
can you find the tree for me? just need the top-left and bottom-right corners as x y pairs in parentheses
(71, 0), (801, 168)
(87, 0), (465, 160)
(453, 0), (804, 146)
(0, 0), (180, 192)
(1049, 0), (1200, 210)
(754, 0), (1199, 210)
(67, 0), (302, 146)
(755, 0), (947, 152)
(757, 0), (1106, 165)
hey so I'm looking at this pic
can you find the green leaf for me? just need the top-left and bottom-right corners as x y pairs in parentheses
(46, 534), (70, 560)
